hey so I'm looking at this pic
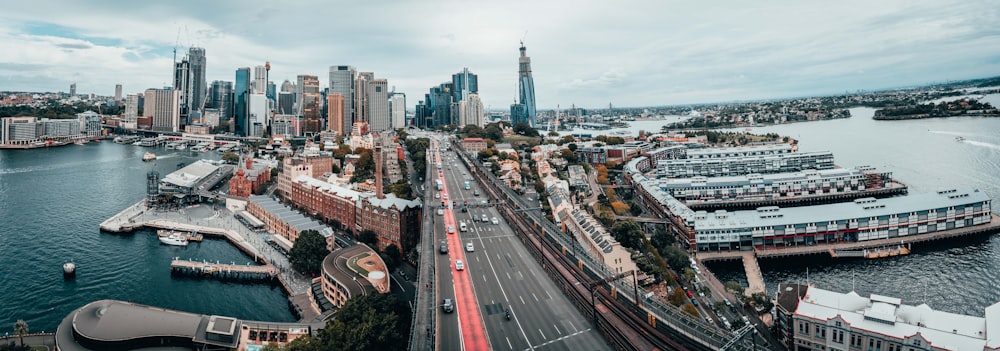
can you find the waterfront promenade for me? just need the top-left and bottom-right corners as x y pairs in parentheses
(100, 200), (320, 321)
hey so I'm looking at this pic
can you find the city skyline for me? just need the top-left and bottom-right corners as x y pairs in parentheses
(1, 1), (999, 109)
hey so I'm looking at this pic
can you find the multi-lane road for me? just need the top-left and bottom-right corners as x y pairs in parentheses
(430, 139), (610, 351)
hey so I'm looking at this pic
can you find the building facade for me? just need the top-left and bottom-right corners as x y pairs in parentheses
(367, 78), (389, 132)
(143, 88), (180, 132)
(234, 67), (251, 135)
(320, 245), (390, 309)
(656, 151), (835, 178)
(327, 94), (346, 134)
(209, 80), (233, 122)
(654, 166), (898, 203)
(297, 75), (320, 119)
(290, 176), (361, 233)
(229, 158), (271, 198)
(355, 194), (422, 255)
(461, 137), (488, 153)
(517, 42), (536, 127)
(328, 66), (356, 132)
(389, 92), (406, 129)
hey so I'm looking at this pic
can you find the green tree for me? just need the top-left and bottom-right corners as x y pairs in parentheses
(285, 334), (322, 351)
(322, 294), (410, 351)
(13, 320), (28, 347)
(358, 229), (378, 247)
(669, 287), (687, 306)
(725, 280), (745, 295)
(661, 246), (689, 273)
(547, 131), (559, 137)
(222, 151), (240, 164)
(261, 343), (282, 351)
(610, 220), (644, 250)
(512, 121), (539, 137)
(682, 303), (700, 317)
(289, 230), (330, 276)
(483, 123), (504, 141)
(382, 244), (402, 272)
(560, 149), (577, 163)
(462, 124), (484, 138)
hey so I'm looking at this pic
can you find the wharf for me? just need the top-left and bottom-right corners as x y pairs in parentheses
(170, 258), (276, 281)
(687, 183), (909, 211)
(698, 213), (1000, 262)
(740, 252), (765, 297)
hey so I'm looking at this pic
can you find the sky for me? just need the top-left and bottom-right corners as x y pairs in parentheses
(1, 0), (999, 109)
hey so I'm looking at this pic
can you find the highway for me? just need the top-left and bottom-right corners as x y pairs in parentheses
(432, 139), (610, 351)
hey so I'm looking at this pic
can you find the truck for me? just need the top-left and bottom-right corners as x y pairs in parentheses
(463, 181), (471, 190)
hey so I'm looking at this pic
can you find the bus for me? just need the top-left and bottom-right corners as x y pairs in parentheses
(463, 181), (471, 190)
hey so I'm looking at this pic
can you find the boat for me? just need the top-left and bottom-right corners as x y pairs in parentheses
(158, 232), (189, 246)
(63, 262), (76, 277)
(143, 152), (157, 161)
(956, 136), (965, 142)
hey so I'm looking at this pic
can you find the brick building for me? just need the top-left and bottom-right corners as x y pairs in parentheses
(229, 158), (270, 198)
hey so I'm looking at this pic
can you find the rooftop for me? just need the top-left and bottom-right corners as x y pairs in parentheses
(695, 188), (990, 230)
(654, 166), (880, 189)
(160, 160), (220, 189)
(248, 195), (334, 237)
(322, 244), (390, 298)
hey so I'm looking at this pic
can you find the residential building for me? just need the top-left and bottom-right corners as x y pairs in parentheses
(320, 244), (390, 309)
(327, 94), (345, 134)
(575, 147), (607, 166)
(461, 137), (488, 153)
(124, 94), (139, 122)
(143, 88), (180, 132)
(784, 285), (1000, 351)
(567, 165), (588, 191)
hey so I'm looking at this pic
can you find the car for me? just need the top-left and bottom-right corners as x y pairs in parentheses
(437, 209), (444, 216)
(447, 225), (455, 234)
(491, 217), (499, 225)
(706, 317), (714, 324)
(473, 190), (480, 196)
(442, 193), (448, 200)
(481, 214), (488, 222)
(442, 298), (454, 313)
(434, 193), (440, 199)
(455, 260), (464, 270)
(439, 244), (448, 254)
(466, 242), (474, 252)
(461, 207), (468, 213)
(686, 291), (694, 298)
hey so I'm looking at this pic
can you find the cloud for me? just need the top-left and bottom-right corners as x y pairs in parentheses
(0, 0), (997, 108)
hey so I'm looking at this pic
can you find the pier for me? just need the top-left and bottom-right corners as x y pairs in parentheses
(687, 183), (909, 211)
(170, 258), (277, 282)
(740, 252), (765, 297)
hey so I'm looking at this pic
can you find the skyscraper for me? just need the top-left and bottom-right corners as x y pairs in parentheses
(173, 59), (190, 118)
(114, 84), (123, 102)
(465, 93), (485, 127)
(517, 42), (537, 127)
(367, 79), (389, 132)
(452, 68), (478, 102)
(327, 94), (345, 134)
(354, 72), (374, 123)
(430, 83), (453, 127)
(144, 88), (180, 132)
(70, 83), (76, 97)
(187, 47), (207, 113)
(296, 75), (320, 119)
(329, 65), (356, 130)
(253, 65), (268, 93)
(209, 80), (233, 123)
(389, 92), (406, 129)
(125, 94), (139, 122)
(267, 81), (276, 102)
(278, 92), (295, 115)
(234, 67), (251, 136)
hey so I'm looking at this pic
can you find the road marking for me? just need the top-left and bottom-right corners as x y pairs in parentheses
(519, 295), (525, 305)
(538, 329), (546, 340)
(483, 274), (488, 282)
(545, 291), (551, 300)
(506, 337), (513, 350)
(554, 325), (561, 335)
(523, 328), (593, 351)
(506, 272), (511, 280)
(533, 293), (538, 302)
(568, 321), (576, 332)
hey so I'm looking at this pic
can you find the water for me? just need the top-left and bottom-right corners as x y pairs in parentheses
(0, 142), (295, 334)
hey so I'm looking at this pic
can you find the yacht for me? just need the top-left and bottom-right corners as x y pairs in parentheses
(158, 232), (189, 246)
(143, 152), (157, 161)
(956, 136), (966, 142)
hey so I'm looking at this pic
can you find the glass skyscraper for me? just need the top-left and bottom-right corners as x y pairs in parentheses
(234, 67), (250, 136)
(452, 68), (478, 103)
(517, 42), (537, 127)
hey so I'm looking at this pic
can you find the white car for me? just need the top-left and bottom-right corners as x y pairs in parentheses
(481, 214), (488, 222)
(466, 242), (474, 252)
(447, 225), (455, 234)
(434, 193), (440, 199)
(491, 217), (499, 225)
(455, 260), (464, 271)
(437, 209), (444, 216)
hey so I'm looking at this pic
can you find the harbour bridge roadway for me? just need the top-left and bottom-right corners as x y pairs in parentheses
(432, 139), (609, 351)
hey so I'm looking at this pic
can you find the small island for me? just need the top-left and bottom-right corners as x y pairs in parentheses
(873, 99), (999, 120)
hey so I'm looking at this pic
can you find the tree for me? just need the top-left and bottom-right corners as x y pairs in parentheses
(322, 294), (410, 350)
(358, 229), (378, 247)
(285, 334), (322, 351)
(547, 131), (559, 137)
(662, 246), (689, 273)
(558, 135), (576, 145)
(462, 124), (484, 138)
(682, 303), (700, 317)
(13, 320), (28, 347)
(725, 280), (745, 296)
(567, 142), (578, 151)
(289, 230), (330, 276)
(559, 149), (577, 163)
(669, 287), (687, 306)
(512, 121), (539, 137)
(484, 123), (504, 141)
(222, 151), (240, 164)
(609, 220), (644, 250)
(382, 244), (402, 272)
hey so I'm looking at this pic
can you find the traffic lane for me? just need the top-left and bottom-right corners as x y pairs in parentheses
(435, 226), (462, 351)
(483, 233), (606, 351)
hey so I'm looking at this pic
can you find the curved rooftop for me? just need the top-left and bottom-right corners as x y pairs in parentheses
(322, 244), (390, 298)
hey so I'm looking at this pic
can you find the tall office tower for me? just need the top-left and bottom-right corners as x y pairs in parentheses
(248, 91), (268, 137)
(415, 100), (429, 128)
(267, 81), (276, 102)
(452, 68), (478, 102)
(278, 92), (295, 115)
(143, 88), (180, 132)
(329, 65), (356, 131)
(389, 92), (406, 129)
(465, 93), (485, 127)
(280, 80), (295, 93)
(114, 84), (123, 102)
(296, 75), (320, 119)
(431, 83), (453, 127)
(327, 94), (345, 134)
(367, 79), (389, 132)
(209, 80), (233, 123)
(187, 47), (207, 113)
(173, 58), (190, 119)
(354, 72), (373, 123)
(234, 67), (251, 136)
(517, 42), (537, 127)
(124, 94), (139, 122)
(510, 103), (528, 126)
(70, 83), (77, 97)
(253, 65), (268, 93)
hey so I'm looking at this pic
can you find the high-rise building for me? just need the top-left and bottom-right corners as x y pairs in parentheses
(517, 42), (537, 127)
(296, 75), (320, 119)
(430, 83), (453, 127)
(465, 93), (485, 127)
(187, 47), (207, 113)
(280, 80), (295, 93)
(354, 72), (373, 123)
(248, 92), (268, 137)
(367, 79), (389, 132)
(389, 92), (406, 129)
(173, 59), (190, 119)
(510, 103), (528, 126)
(124, 94), (139, 122)
(209, 80), (233, 123)
(114, 84), (123, 102)
(329, 66), (356, 131)
(267, 81), (276, 102)
(253, 65), (268, 93)
(452, 68), (478, 102)
(144, 88), (180, 132)
(327, 94), (345, 135)
(278, 92), (295, 115)
(70, 83), (77, 97)
(234, 67), (251, 136)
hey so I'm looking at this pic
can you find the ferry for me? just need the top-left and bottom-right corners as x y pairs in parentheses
(143, 152), (157, 161)
(956, 136), (965, 142)
(158, 232), (189, 246)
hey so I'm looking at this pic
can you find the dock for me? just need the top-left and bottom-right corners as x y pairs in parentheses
(740, 252), (765, 297)
(170, 259), (277, 281)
